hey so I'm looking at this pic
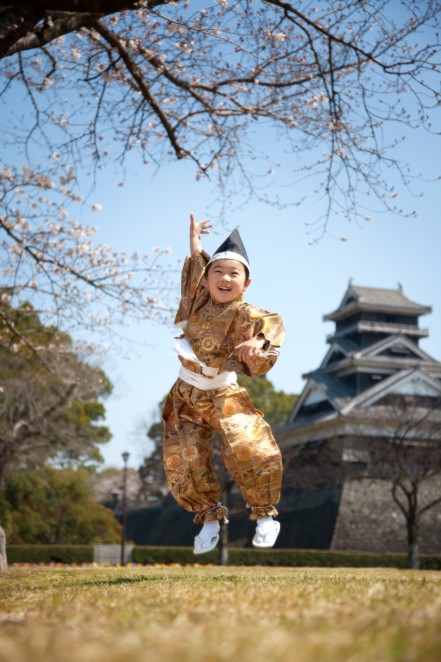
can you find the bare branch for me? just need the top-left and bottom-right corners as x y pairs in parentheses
(90, 18), (187, 159)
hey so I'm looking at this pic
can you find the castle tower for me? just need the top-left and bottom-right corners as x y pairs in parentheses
(277, 284), (441, 554)
(286, 284), (439, 428)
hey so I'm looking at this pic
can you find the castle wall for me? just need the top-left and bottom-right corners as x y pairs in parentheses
(331, 475), (441, 554)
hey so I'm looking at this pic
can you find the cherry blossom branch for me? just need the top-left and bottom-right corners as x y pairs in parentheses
(90, 18), (187, 159)
(1, 0), (440, 236)
(0, 164), (176, 346)
(263, 0), (441, 73)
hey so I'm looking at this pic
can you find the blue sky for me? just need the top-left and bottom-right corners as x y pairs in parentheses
(81, 126), (441, 469)
(1, 9), (441, 471)
(2, 99), (440, 471)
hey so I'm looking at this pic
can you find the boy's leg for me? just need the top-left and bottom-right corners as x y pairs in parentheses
(213, 384), (283, 530)
(162, 383), (226, 524)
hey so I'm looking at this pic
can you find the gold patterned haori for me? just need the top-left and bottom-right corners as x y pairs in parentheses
(162, 250), (285, 523)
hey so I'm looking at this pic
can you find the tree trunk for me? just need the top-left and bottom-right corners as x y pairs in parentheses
(407, 511), (420, 570)
(217, 478), (231, 567)
(0, 526), (7, 571)
(218, 520), (229, 566)
(407, 544), (420, 570)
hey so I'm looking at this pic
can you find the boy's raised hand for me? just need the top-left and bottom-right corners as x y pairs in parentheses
(190, 213), (212, 254)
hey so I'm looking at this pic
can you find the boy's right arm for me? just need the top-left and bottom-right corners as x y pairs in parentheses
(190, 213), (212, 255)
(174, 215), (212, 327)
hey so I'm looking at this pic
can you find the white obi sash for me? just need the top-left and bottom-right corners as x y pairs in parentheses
(174, 338), (237, 391)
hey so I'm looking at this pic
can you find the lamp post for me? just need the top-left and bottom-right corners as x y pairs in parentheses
(120, 451), (130, 565)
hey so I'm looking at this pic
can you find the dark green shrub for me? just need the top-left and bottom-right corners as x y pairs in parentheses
(6, 544), (441, 569)
(132, 546), (217, 565)
(7, 544), (94, 564)
(133, 546), (441, 569)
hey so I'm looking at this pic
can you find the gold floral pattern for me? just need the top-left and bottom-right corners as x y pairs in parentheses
(201, 337), (216, 351)
(166, 455), (182, 469)
(182, 445), (198, 460)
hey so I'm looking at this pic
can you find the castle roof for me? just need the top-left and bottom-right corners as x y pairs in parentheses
(282, 366), (441, 442)
(283, 284), (440, 438)
(324, 284), (431, 322)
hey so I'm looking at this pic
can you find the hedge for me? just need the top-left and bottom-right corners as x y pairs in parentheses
(6, 544), (441, 569)
(133, 546), (441, 570)
(132, 546), (217, 565)
(7, 545), (94, 564)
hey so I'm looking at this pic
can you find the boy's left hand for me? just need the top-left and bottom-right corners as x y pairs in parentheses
(235, 335), (266, 362)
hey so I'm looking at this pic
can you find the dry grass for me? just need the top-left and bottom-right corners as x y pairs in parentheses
(0, 565), (440, 662)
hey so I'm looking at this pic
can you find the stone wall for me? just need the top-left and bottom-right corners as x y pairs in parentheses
(331, 475), (441, 554)
(279, 434), (441, 554)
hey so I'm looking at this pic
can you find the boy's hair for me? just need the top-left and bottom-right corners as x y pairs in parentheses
(205, 261), (250, 281)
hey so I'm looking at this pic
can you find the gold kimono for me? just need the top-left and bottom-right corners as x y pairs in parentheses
(162, 250), (285, 523)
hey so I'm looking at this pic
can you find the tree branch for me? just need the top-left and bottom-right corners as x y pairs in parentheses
(90, 18), (187, 159)
(0, 1), (171, 58)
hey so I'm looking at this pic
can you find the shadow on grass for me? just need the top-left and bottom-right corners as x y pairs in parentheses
(4, 570), (254, 595)
(69, 574), (248, 589)
(63, 575), (182, 589)
(4, 574), (184, 594)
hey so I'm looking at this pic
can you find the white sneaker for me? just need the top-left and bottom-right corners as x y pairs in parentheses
(193, 521), (220, 555)
(252, 518), (280, 549)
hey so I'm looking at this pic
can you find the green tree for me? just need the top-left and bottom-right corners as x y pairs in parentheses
(237, 375), (298, 427)
(0, 298), (112, 483)
(0, 466), (122, 544)
(139, 398), (169, 502)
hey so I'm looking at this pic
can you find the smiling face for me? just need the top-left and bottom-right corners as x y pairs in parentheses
(204, 259), (251, 305)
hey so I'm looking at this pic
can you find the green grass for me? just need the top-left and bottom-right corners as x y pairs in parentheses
(1, 566), (440, 661)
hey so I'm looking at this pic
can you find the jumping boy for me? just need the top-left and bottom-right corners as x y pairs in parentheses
(162, 214), (285, 554)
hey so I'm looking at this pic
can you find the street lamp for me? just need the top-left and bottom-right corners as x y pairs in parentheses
(120, 451), (130, 565)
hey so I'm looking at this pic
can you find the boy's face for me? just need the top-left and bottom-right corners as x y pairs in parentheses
(204, 259), (251, 305)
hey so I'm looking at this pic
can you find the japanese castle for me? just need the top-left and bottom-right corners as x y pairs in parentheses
(277, 284), (441, 554)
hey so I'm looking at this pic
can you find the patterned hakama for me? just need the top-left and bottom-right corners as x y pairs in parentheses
(162, 250), (285, 524)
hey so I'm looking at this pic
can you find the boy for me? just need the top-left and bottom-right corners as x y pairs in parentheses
(162, 214), (285, 554)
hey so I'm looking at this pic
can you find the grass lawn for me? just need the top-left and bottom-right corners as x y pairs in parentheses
(0, 565), (440, 661)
